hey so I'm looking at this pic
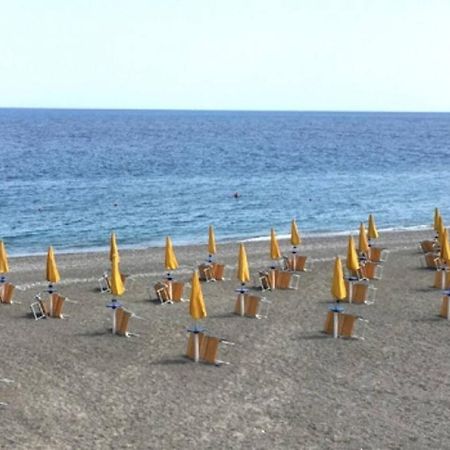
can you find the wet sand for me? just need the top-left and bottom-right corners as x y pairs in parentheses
(1, 229), (449, 449)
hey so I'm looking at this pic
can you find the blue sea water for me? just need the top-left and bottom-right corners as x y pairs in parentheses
(0, 108), (449, 256)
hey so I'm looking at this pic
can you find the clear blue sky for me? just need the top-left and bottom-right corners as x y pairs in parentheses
(0, 0), (449, 111)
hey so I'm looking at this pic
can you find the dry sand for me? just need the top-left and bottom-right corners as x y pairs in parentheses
(1, 229), (449, 450)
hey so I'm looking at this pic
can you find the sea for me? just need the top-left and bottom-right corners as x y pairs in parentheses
(0, 108), (449, 256)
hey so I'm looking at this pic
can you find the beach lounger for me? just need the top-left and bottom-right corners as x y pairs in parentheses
(420, 240), (438, 254)
(434, 268), (450, 289)
(369, 247), (389, 263)
(344, 280), (376, 304)
(360, 261), (383, 280)
(440, 295), (450, 320)
(323, 311), (368, 339)
(257, 271), (272, 291)
(275, 270), (300, 289)
(49, 293), (66, 319)
(186, 332), (233, 366)
(198, 263), (214, 282)
(114, 308), (137, 337)
(422, 252), (440, 270)
(234, 293), (270, 319)
(0, 283), (15, 304)
(211, 263), (225, 280)
(154, 281), (171, 303)
(286, 255), (308, 272)
(171, 281), (186, 302)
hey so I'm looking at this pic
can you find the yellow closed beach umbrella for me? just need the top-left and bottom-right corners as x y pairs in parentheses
(441, 229), (450, 264)
(208, 225), (216, 256)
(368, 214), (379, 240)
(346, 235), (360, 272)
(0, 241), (9, 274)
(434, 208), (441, 232)
(110, 254), (125, 296)
(237, 243), (250, 283)
(331, 256), (347, 301)
(438, 217), (446, 247)
(165, 236), (179, 271)
(358, 222), (370, 256)
(190, 270), (207, 320)
(109, 232), (119, 263)
(290, 219), (301, 246)
(46, 246), (60, 284)
(270, 228), (281, 260)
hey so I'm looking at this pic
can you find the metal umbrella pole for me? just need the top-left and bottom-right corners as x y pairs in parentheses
(329, 303), (344, 339)
(187, 321), (205, 362)
(235, 284), (248, 317)
(106, 298), (123, 334)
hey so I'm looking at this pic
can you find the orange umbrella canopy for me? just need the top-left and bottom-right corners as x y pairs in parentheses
(346, 235), (360, 272)
(189, 270), (207, 320)
(367, 214), (379, 240)
(331, 256), (347, 301)
(358, 223), (370, 255)
(208, 225), (216, 255)
(270, 228), (282, 260)
(165, 237), (179, 271)
(290, 219), (301, 246)
(0, 241), (9, 273)
(110, 254), (125, 296)
(237, 243), (250, 283)
(46, 246), (61, 283)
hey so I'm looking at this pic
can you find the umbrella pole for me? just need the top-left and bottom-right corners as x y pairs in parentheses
(194, 321), (200, 362)
(441, 269), (446, 290)
(447, 296), (450, 320)
(333, 311), (339, 338)
(48, 284), (54, 317)
(112, 308), (116, 334)
(348, 282), (353, 304)
(271, 267), (276, 290)
(240, 284), (245, 316)
(292, 247), (297, 271)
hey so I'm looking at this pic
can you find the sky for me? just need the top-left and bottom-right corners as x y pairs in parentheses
(0, 0), (449, 111)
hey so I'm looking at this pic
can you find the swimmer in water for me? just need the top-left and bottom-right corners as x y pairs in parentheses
(233, 192), (240, 199)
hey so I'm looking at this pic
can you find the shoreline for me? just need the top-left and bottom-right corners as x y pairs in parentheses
(5, 224), (433, 259)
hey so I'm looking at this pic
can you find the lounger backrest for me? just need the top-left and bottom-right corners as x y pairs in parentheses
(186, 332), (206, 360)
(115, 308), (132, 336)
(245, 295), (260, 317)
(420, 240), (436, 253)
(323, 311), (335, 334)
(440, 297), (449, 319)
(203, 336), (220, 365)
(51, 293), (65, 318)
(424, 253), (439, 269)
(1, 283), (15, 304)
(198, 264), (212, 281)
(212, 263), (225, 280)
(340, 314), (357, 338)
(352, 283), (368, 304)
(275, 270), (291, 289)
(154, 282), (170, 302)
(171, 282), (184, 302)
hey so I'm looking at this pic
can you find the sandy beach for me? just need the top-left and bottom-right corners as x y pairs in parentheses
(1, 228), (449, 449)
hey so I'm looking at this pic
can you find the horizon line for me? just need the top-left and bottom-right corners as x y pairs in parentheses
(0, 106), (449, 114)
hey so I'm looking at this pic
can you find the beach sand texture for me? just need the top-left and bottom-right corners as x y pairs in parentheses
(1, 229), (449, 450)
